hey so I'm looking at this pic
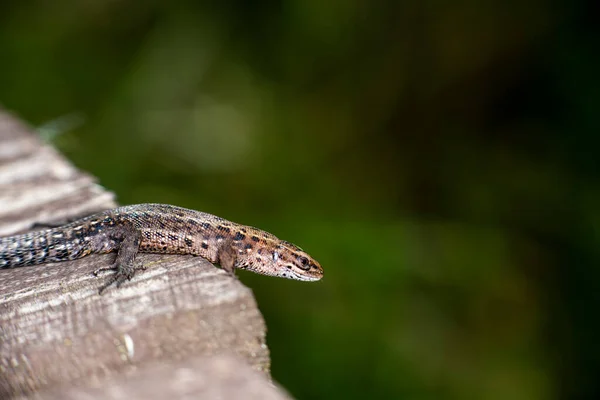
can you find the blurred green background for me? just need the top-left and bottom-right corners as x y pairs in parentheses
(1, 1), (598, 399)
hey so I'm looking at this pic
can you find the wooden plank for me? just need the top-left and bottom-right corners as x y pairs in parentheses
(36, 355), (290, 400)
(0, 109), (277, 399)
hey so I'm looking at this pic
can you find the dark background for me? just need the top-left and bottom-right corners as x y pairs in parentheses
(1, 1), (598, 399)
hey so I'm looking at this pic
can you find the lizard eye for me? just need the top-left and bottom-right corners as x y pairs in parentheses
(297, 256), (310, 270)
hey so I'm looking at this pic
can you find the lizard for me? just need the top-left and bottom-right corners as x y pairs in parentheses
(0, 203), (323, 293)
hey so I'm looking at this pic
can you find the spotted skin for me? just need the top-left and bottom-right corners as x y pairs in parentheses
(0, 204), (323, 293)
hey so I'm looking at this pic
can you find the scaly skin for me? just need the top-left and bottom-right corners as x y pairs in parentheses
(0, 204), (323, 293)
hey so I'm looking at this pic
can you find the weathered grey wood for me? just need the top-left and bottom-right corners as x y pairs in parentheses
(28, 355), (290, 400)
(0, 109), (279, 399)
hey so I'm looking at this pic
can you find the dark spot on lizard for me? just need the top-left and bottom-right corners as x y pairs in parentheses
(244, 244), (253, 250)
(233, 232), (245, 241)
(216, 234), (225, 240)
(185, 238), (193, 247)
(201, 223), (210, 229)
(218, 225), (231, 233)
(55, 248), (69, 259)
(201, 242), (209, 249)
(188, 218), (198, 226)
(251, 235), (260, 242)
(168, 234), (179, 241)
(156, 232), (165, 239)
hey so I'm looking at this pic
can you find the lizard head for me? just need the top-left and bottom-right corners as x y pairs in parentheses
(270, 240), (324, 281)
(237, 236), (323, 281)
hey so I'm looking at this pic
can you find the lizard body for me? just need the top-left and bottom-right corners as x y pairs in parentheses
(0, 204), (323, 292)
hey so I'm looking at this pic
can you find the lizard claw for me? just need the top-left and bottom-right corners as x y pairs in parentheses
(97, 275), (118, 294)
(95, 262), (137, 294)
(97, 269), (130, 294)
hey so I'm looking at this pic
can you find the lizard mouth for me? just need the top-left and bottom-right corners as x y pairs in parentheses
(302, 274), (323, 282)
(283, 269), (323, 281)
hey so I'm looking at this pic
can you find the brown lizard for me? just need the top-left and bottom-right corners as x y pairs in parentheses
(0, 204), (323, 293)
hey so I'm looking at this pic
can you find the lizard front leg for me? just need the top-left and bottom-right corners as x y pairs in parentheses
(216, 239), (238, 276)
(94, 227), (142, 294)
